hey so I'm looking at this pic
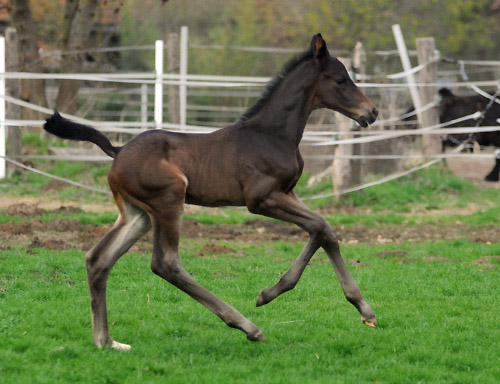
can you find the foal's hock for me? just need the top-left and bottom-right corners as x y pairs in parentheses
(43, 34), (378, 350)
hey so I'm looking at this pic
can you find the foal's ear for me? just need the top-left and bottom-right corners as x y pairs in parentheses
(311, 33), (329, 61)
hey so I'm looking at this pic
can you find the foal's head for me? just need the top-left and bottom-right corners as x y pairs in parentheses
(311, 34), (378, 127)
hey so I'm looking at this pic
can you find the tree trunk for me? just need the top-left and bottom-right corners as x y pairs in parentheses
(332, 112), (353, 199)
(56, 0), (99, 114)
(62, 0), (80, 49)
(7, 0), (48, 119)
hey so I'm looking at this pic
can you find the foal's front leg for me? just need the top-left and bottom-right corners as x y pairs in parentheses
(256, 228), (321, 307)
(249, 191), (376, 327)
(149, 204), (265, 341)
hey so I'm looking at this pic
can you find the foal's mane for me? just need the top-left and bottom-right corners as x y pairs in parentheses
(240, 48), (314, 121)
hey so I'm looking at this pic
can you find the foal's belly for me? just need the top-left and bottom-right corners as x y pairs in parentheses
(182, 162), (246, 207)
(184, 177), (246, 207)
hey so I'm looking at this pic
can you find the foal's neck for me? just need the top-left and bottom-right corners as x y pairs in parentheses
(249, 61), (317, 146)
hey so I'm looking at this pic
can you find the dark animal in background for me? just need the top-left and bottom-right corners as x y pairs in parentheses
(438, 88), (500, 181)
(43, 34), (378, 350)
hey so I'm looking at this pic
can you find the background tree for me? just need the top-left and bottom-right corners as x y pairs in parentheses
(55, 0), (100, 114)
(8, 0), (123, 115)
(7, 0), (47, 119)
(6, 0), (500, 116)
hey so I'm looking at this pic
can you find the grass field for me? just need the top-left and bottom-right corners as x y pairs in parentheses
(1, 161), (500, 383)
(1, 239), (500, 383)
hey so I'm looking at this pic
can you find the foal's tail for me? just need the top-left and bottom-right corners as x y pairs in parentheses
(43, 111), (121, 158)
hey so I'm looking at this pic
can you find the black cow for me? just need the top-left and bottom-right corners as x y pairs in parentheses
(439, 88), (500, 181)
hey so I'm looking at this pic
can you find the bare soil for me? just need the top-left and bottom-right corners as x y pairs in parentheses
(2, 154), (499, 253)
(446, 153), (500, 189)
(1, 202), (500, 255)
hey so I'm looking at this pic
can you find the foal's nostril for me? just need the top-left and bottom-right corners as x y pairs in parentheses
(367, 107), (379, 124)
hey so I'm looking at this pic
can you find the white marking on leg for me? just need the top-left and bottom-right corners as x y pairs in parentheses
(111, 340), (132, 351)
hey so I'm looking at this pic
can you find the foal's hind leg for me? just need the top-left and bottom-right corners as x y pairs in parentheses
(146, 181), (264, 341)
(248, 191), (376, 327)
(86, 201), (151, 350)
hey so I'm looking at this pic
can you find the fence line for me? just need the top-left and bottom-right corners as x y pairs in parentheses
(1, 28), (499, 198)
(4, 70), (500, 90)
(1, 93), (498, 145)
(5, 151), (497, 163)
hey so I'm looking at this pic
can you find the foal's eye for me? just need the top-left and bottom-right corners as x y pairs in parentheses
(336, 78), (347, 86)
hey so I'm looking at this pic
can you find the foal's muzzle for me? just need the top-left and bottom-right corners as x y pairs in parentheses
(356, 106), (379, 128)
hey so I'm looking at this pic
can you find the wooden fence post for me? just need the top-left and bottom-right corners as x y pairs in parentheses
(351, 42), (366, 186)
(332, 58), (353, 198)
(332, 111), (353, 198)
(416, 37), (440, 156)
(6, 28), (22, 175)
(167, 32), (180, 125)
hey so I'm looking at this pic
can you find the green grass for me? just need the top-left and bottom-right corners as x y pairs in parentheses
(0, 132), (111, 204)
(297, 164), (500, 212)
(1, 239), (500, 383)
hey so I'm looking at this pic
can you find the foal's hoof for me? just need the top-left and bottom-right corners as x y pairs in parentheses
(361, 317), (377, 328)
(247, 329), (266, 342)
(256, 290), (270, 307)
(110, 340), (132, 351)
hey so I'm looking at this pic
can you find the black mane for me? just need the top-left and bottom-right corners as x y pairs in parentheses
(240, 48), (314, 121)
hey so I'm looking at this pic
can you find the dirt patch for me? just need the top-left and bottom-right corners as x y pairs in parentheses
(0, 222), (33, 235)
(1, 202), (500, 252)
(5, 203), (45, 217)
(470, 255), (500, 269)
(195, 243), (241, 257)
(37, 219), (88, 232)
(181, 219), (305, 242)
(423, 256), (456, 262)
(41, 179), (69, 192)
(55, 206), (84, 214)
(29, 237), (69, 250)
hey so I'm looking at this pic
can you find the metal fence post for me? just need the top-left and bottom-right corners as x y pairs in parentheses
(155, 40), (164, 129)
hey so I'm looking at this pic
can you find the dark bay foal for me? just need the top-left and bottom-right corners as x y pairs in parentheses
(44, 34), (378, 350)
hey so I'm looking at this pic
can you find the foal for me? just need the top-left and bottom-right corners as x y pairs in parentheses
(44, 34), (378, 349)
